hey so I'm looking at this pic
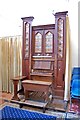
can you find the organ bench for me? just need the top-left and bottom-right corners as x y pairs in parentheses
(11, 76), (53, 112)
(22, 80), (53, 102)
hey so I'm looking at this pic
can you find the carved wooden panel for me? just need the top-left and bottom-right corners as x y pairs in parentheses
(33, 61), (51, 70)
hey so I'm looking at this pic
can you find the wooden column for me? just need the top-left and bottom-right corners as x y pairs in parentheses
(54, 11), (68, 98)
(21, 17), (34, 78)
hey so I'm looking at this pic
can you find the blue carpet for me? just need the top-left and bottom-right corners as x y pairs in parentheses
(0, 106), (56, 120)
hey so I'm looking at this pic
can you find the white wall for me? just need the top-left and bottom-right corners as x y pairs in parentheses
(68, 0), (78, 68)
(0, 0), (79, 67)
(0, 0), (71, 36)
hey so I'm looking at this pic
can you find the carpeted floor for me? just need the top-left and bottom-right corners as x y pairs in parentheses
(0, 105), (56, 120)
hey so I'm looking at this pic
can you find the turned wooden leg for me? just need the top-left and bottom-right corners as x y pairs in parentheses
(24, 90), (29, 100)
(11, 80), (20, 101)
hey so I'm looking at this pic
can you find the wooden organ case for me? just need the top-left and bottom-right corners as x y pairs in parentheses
(21, 11), (68, 99)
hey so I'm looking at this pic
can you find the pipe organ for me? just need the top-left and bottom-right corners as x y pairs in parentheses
(21, 11), (68, 99)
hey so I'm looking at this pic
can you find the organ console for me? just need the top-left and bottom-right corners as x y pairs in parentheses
(10, 11), (68, 111)
(21, 11), (68, 101)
